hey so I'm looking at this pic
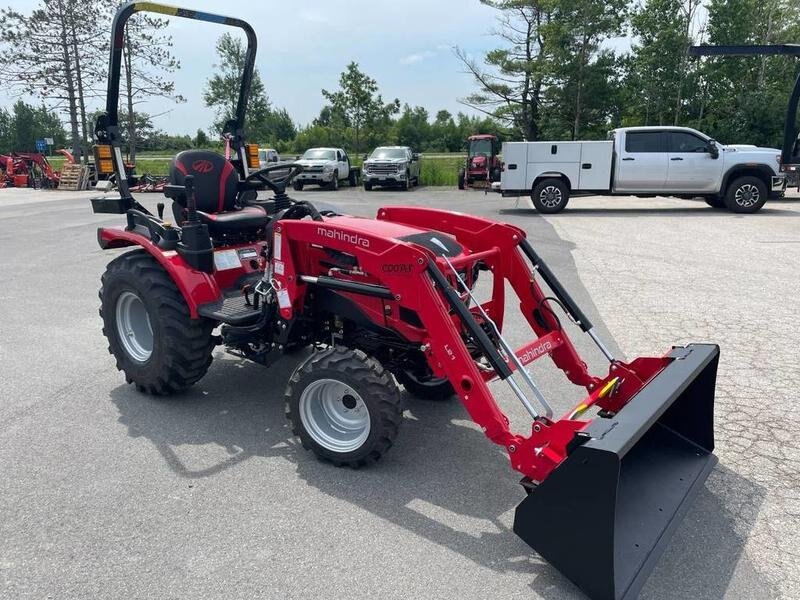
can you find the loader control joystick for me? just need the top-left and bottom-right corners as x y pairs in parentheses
(175, 175), (214, 273)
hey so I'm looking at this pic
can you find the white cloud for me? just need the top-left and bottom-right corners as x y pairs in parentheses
(400, 50), (437, 65)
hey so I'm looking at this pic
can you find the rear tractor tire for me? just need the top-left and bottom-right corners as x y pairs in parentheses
(532, 178), (570, 214)
(458, 169), (466, 190)
(285, 347), (403, 467)
(99, 250), (216, 395)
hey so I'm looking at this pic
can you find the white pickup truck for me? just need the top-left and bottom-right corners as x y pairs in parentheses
(293, 147), (360, 191)
(498, 126), (786, 213)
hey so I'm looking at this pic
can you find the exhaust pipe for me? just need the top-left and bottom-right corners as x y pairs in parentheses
(514, 344), (719, 600)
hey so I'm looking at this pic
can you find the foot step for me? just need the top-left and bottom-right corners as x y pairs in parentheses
(197, 293), (261, 326)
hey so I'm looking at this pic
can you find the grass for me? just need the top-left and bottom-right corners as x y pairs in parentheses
(45, 153), (466, 187)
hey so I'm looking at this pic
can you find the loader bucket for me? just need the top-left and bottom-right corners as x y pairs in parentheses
(514, 344), (720, 600)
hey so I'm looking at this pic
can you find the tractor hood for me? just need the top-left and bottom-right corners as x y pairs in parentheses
(324, 215), (464, 257)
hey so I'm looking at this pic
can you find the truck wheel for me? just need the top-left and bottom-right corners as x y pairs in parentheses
(348, 170), (357, 187)
(285, 347), (403, 467)
(293, 181), (304, 191)
(364, 181), (373, 191)
(395, 369), (454, 401)
(401, 172), (411, 191)
(329, 172), (339, 191)
(532, 178), (569, 214)
(705, 196), (725, 209)
(725, 176), (767, 213)
(458, 169), (466, 190)
(99, 250), (215, 395)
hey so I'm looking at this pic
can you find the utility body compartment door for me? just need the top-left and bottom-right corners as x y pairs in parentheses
(501, 142), (529, 191)
(526, 142), (582, 190)
(578, 141), (614, 190)
(614, 131), (669, 192)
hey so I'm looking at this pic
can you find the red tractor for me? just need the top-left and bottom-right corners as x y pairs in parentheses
(91, 5), (721, 600)
(0, 152), (59, 188)
(458, 134), (502, 189)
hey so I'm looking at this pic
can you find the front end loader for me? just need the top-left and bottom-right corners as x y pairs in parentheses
(90, 4), (721, 599)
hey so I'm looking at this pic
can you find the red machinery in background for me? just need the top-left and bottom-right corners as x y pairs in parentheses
(0, 152), (60, 189)
(458, 134), (502, 189)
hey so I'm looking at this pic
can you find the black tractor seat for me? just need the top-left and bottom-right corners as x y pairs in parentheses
(168, 149), (271, 236)
(196, 206), (269, 235)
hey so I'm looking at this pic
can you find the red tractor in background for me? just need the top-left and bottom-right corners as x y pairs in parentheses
(457, 134), (502, 190)
(0, 152), (60, 188)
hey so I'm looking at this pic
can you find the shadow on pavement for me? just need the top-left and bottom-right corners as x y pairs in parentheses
(107, 209), (764, 599)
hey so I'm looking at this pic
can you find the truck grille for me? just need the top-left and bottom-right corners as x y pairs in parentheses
(305, 165), (324, 173)
(367, 163), (398, 175)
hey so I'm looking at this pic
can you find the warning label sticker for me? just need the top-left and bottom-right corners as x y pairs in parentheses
(214, 249), (241, 271)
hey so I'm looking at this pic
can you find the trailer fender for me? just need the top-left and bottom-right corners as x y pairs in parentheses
(96, 226), (221, 318)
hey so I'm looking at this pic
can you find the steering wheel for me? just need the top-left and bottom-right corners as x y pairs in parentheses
(244, 162), (304, 195)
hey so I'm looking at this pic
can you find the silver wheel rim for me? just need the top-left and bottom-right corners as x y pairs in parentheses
(539, 185), (562, 208)
(115, 291), (153, 363)
(299, 379), (370, 453)
(735, 184), (760, 208)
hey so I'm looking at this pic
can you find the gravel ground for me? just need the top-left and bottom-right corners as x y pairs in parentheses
(0, 185), (797, 599)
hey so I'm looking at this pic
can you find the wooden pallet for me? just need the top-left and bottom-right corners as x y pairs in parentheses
(58, 163), (89, 191)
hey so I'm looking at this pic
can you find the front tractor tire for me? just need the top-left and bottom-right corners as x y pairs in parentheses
(99, 250), (215, 395)
(725, 176), (768, 213)
(395, 369), (454, 401)
(532, 178), (570, 214)
(285, 347), (403, 467)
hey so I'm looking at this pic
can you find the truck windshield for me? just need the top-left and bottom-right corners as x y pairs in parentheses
(370, 148), (407, 160)
(303, 149), (337, 160)
(469, 139), (493, 156)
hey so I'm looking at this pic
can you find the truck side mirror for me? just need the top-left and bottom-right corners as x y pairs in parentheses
(412, 153), (420, 161)
(362, 154), (368, 161)
(708, 141), (720, 159)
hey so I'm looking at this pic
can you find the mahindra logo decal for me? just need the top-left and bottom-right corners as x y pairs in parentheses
(518, 340), (554, 366)
(192, 159), (214, 174)
(316, 227), (370, 248)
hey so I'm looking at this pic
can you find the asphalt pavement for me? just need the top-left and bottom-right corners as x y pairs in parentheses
(1, 185), (798, 599)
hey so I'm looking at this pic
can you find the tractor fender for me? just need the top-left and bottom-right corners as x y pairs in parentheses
(96, 226), (221, 318)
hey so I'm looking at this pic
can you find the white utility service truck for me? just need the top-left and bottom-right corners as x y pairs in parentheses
(497, 126), (786, 213)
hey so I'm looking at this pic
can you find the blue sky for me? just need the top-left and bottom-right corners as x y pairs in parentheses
(0, 0), (504, 135)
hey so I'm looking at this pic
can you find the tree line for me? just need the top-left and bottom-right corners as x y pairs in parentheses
(1, 0), (799, 160)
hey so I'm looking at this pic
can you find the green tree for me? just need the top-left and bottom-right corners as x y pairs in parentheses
(392, 105), (430, 150)
(697, 0), (800, 146)
(455, 1), (555, 140)
(112, 9), (184, 161)
(623, 0), (704, 127)
(321, 62), (400, 152)
(194, 129), (210, 147)
(203, 33), (295, 145)
(0, 0), (102, 160)
(543, 0), (626, 138)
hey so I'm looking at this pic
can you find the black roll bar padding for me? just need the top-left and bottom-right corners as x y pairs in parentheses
(689, 44), (800, 165)
(519, 239), (593, 333)
(426, 261), (513, 379)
